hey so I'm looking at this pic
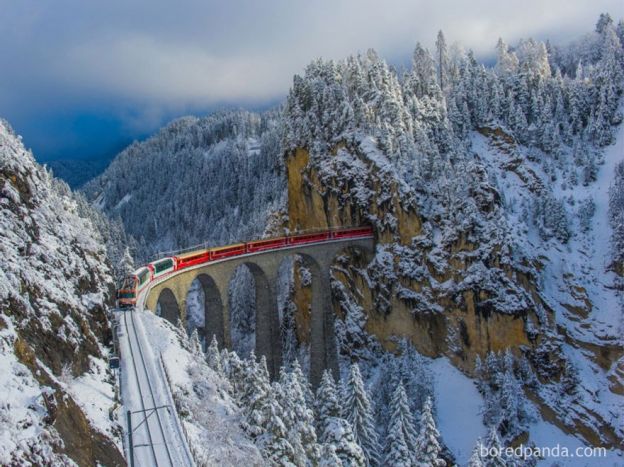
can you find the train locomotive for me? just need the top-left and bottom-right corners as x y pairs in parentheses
(116, 227), (372, 307)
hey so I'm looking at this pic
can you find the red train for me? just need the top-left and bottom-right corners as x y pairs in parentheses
(117, 226), (373, 307)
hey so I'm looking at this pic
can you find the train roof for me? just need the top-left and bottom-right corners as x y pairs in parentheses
(210, 243), (245, 252)
(175, 248), (209, 260)
(150, 256), (174, 265)
(132, 266), (149, 276)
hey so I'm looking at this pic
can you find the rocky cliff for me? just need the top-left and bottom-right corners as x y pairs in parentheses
(0, 119), (125, 465)
(283, 132), (623, 450)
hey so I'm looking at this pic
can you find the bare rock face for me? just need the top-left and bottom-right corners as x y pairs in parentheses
(286, 144), (540, 362)
(284, 136), (623, 449)
(0, 119), (125, 465)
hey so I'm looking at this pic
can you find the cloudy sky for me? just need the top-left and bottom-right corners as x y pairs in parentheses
(1, 0), (622, 162)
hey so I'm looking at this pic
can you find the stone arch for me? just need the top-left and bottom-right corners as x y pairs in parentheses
(196, 274), (225, 347)
(277, 253), (330, 385)
(184, 274), (225, 348)
(157, 288), (180, 325)
(228, 261), (280, 377)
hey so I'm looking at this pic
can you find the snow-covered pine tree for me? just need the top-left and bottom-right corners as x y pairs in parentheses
(114, 247), (135, 283)
(319, 443), (343, 467)
(225, 349), (245, 392)
(291, 359), (315, 407)
(387, 382), (418, 461)
(495, 38), (519, 78)
(206, 334), (222, 374)
(498, 367), (525, 439)
(609, 161), (624, 274)
(468, 441), (486, 467)
(241, 352), (272, 438)
(436, 30), (449, 91)
(480, 428), (508, 467)
(175, 318), (191, 350)
(190, 328), (203, 356)
(397, 340), (434, 416)
(277, 362), (319, 465)
(316, 370), (341, 440)
(220, 347), (231, 376)
(322, 417), (367, 467)
(384, 382), (416, 466)
(414, 396), (446, 467)
(342, 363), (381, 466)
(384, 418), (410, 467)
(257, 390), (297, 466)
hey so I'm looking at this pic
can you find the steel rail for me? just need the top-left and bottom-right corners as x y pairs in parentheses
(128, 308), (176, 466)
(123, 310), (159, 466)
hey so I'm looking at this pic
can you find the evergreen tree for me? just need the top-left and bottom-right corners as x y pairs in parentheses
(495, 38), (518, 78)
(498, 368), (526, 439)
(316, 370), (341, 440)
(436, 30), (450, 90)
(468, 441), (486, 467)
(319, 443), (344, 467)
(384, 382), (416, 466)
(414, 397), (446, 467)
(387, 382), (418, 463)
(384, 418), (410, 467)
(227, 350), (245, 394)
(609, 162), (624, 273)
(114, 247), (135, 283)
(343, 363), (381, 466)
(481, 428), (507, 467)
(596, 12), (614, 34)
(257, 391), (297, 466)
(206, 334), (222, 374)
(241, 354), (272, 439)
(175, 318), (191, 350)
(322, 417), (367, 467)
(189, 328), (203, 356)
(277, 362), (320, 465)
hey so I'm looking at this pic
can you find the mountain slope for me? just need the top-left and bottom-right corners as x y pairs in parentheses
(0, 119), (124, 465)
(280, 19), (624, 453)
(83, 111), (286, 261)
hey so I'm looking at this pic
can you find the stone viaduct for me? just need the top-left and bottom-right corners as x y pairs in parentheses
(137, 237), (374, 386)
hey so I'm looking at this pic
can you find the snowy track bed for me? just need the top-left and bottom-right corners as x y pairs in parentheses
(118, 309), (194, 467)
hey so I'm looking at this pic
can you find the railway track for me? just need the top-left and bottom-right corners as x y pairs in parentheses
(122, 309), (181, 466)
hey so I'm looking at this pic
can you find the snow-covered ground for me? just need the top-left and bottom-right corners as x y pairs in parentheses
(118, 309), (194, 467)
(0, 323), (59, 465)
(120, 309), (262, 466)
(431, 358), (487, 465)
(66, 354), (122, 452)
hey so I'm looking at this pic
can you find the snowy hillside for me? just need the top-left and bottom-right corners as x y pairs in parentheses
(83, 110), (286, 261)
(47, 155), (114, 189)
(278, 13), (624, 464)
(0, 119), (124, 464)
(54, 13), (624, 467)
(129, 311), (263, 465)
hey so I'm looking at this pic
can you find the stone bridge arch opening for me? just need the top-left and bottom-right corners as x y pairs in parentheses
(156, 288), (180, 325)
(228, 262), (281, 377)
(277, 253), (325, 380)
(185, 274), (224, 349)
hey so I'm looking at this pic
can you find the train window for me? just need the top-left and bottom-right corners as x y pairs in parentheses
(154, 259), (173, 273)
(138, 269), (149, 285)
